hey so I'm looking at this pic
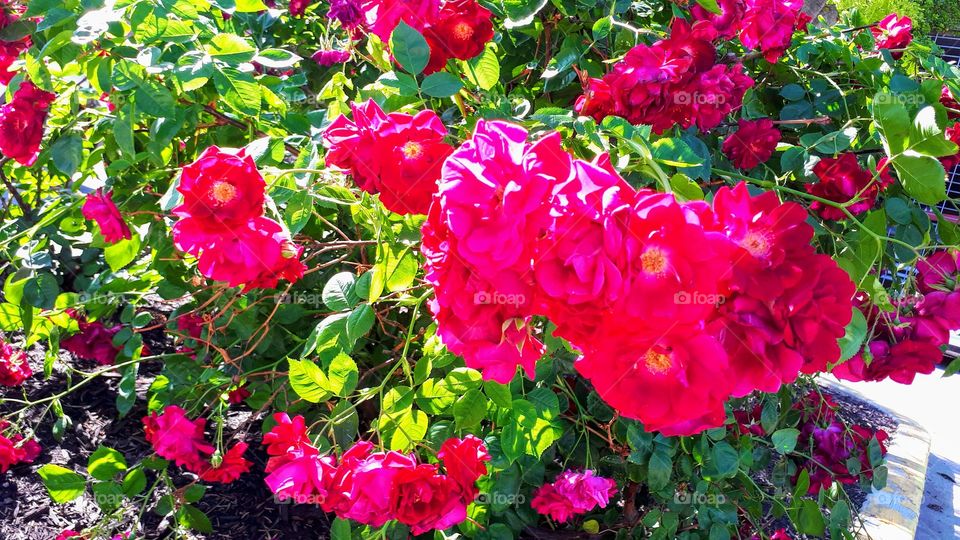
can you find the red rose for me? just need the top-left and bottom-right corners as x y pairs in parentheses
(872, 13), (913, 58)
(82, 189), (132, 244)
(0, 81), (56, 166)
(806, 153), (881, 220)
(174, 146), (266, 227)
(323, 99), (453, 215)
(722, 118), (782, 170)
(437, 435), (490, 498)
(940, 123), (960, 171)
(0, 339), (31, 387)
(192, 442), (253, 484)
(389, 464), (469, 535)
(942, 86), (960, 119)
(0, 38), (29, 85)
(424, 0), (494, 74)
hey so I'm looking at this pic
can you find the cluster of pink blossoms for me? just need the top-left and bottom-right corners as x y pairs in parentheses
(576, 19), (754, 133)
(871, 13), (913, 58)
(805, 152), (895, 220)
(0, 81), (56, 167)
(722, 118), (782, 170)
(143, 406), (252, 483)
(834, 251), (960, 384)
(422, 121), (856, 435)
(692, 0), (807, 63)
(0, 420), (40, 473)
(171, 147), (305, 291)
(262, 413), (490, 534)
(530, 470), (617, 522)
(324, 100), (454, 215)
(0, 338), (31, 386)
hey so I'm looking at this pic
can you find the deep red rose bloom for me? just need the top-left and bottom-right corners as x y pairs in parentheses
(833, 339), (940, 384)
(173, 216), (304, 291)
(722, 118), (782, 170)
(82, 189), (132, 244)
(786, 253), (856, 374)
(691, 0), (745, 39)
(437, 435), (490, 498)
(576, 19), (753, 133)
(0, 420), (40, 473)
(312, 49), (351, 66)
(363, 0), (440, 42)
(942, 86), (960, 119)
(389, 464), (468, 535)
(328, 0), (364, 27)
(909, 290), (960, 346)
(193, 442), (253, 483)
(0, 37), (29, 85)
(576, 330), (734, 436)
(917, 250), (958, 293)
(872, 13), (912, 58)
(739, 0), (803, 62)
(0, 339), (31, 386)
(54, 531), (82, 540)
(0, 81), (56, 166)
(424, 0), (494, 73)
(61, 319), (124, 366)
(289, 0), (312, 16)
(940, 123), (960, 171)
(227, 385), (251, 404)
(174, 146), (265, 227)
(142, 406), (215, 469)
(806, 153), (883, 220)
(324, 99), (453, 215)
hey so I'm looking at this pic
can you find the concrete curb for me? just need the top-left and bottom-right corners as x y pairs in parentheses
(819, 379), (932, 540)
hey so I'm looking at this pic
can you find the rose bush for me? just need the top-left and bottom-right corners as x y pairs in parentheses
(0, 0), (959, 538)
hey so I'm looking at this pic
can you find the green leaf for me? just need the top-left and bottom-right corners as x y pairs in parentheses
(384, 408), (429, 451)
(464, 46), (500, 90)
(116, 362), (138, 416)
(288, 359), (331, 403)
(133, 79), (175, 118)
(122, 468), (147, 497)
(88, 446), (128, 481)
(284, 190), (312, 234)
(235, 0), (271, 12)
(707, 442), (739, 479)
(213, 67), (261, 117)
(795, 499), (826, 536)
(23, 274), (58, 310)
(205, 33), (256, 64)
(255, 48), (302, 69)
(837, 308), (867, 362)
(647, 448), (673, 490)
(483, 380), (513, 408)
(346, 303), (375, 344)
(453, 389), (488, 428)
(501, 0), (549, 28)
(891, 152), (947, 204)
(38, 464), (86, 503)
(327, 352), (358, 397)
(390, 22), (430, 75)
(104, 234), (142, 271)
(322, 272), (358, 311)
(178, 505), (213, 533)
(50, 135), (83, 176)
(771, 428), (800, 454)
(694, 0), (722, 15)
(421, 72), (463, 98)
(331, 518), (352, 540)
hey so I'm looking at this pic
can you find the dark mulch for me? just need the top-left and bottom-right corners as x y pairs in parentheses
(0, 311), (331, 540)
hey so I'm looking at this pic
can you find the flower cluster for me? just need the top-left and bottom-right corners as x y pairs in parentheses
(943, 86), (960, 120)
(530, 470), (617, 522)
(0, 81), (56, 167)
(576, 19), (754, 134)
(171, 147), (305, 291)
(61, 312), (127, 366)
(792, 393), (888, 494)
(0, 339), (31, 386)
(834, 252), (960, 384)
(82, 189), (132, 244)
(0, 2), (29, 84)
(262, 413), (489, 534)
(423, 121), (855, 435)
(722, 118), (782, 170)
(363, 0), (493, 74)
(871, 13), (913, 58)
(323, 100), (454, 215)
(0, 420), (40, 473)
(691, 0), (805, 63)
(142, 406), (251, 484)
(941, 123), (960, 171)
(805, 152), (893, 220)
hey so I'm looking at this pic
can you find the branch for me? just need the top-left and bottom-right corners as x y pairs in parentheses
(0, 162), (31, 219)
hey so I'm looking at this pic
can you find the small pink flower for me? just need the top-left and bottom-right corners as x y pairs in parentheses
(531, 470), (617, 522)
(82, 189), (132, 244)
